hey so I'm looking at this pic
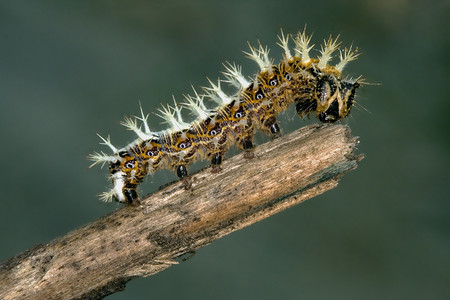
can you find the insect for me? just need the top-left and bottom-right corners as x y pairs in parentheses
(89, 28), (361, 204)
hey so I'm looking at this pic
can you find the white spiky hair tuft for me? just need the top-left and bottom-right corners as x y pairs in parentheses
(99, 189), (116, 202)
(222, 62), (251, 89)
(88, 151), (117, 168)
(244, 41), (272, 71)
(97, 134), (118, 153)
(155, 97), (191, 132)
(120, 116), (155, 140)
(335, 45), (359, 73)
(277, 29), (292, 60)
(293, 28), (314, 64)
(318, 35), (341, 69)
(182, 86), (211, 120)
(203, 78), (233, 105)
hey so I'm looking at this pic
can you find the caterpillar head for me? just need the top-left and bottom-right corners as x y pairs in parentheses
(314, 75), (360, 123)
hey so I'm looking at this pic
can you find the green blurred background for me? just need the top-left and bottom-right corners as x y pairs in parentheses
(0, 0), (448, 299)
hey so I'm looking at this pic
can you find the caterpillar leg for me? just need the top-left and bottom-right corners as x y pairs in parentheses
(261, 116), (282, 139)
(211, 152), (224, 173)
(176, 165), (192, 190)
(123, 186), (140, 205)
(236, 137), (255, 159)
(269, 123), (281, 137)
(295, 98), (316, 120)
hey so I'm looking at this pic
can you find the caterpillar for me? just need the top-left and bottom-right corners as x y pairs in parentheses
(89, 29), (362, 204)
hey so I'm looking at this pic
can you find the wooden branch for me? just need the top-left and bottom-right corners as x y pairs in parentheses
(0, 124), (363, 300)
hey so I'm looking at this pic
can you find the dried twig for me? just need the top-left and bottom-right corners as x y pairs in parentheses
(0, 124), (363, 300)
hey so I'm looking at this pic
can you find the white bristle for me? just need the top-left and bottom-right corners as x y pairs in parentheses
(222, 62), (250, 89)
(183, 86), (211, 119)
(155, 98), (190, 132)
(244, 41), (272, 71)
(110, 171), (127, 202)
(277, 29), (292, 60)
(203, 78), (233, 105)
(137, 103), (153, 135)
(293, 29), (314, 64)
(99, 189), (116, 202)
(318, 35), (341, 69)
(88, 151), (117, 168)
(335, 45), (359, 73)
(97, 134), (118, 153)
(120, 116), (154, 140)
(172, 98), (186, 124)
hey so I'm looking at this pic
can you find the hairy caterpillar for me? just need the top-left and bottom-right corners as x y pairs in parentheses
(89, 29), (361, 204)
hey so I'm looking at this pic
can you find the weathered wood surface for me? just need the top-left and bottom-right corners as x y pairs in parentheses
(0, 124), (363, 300)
